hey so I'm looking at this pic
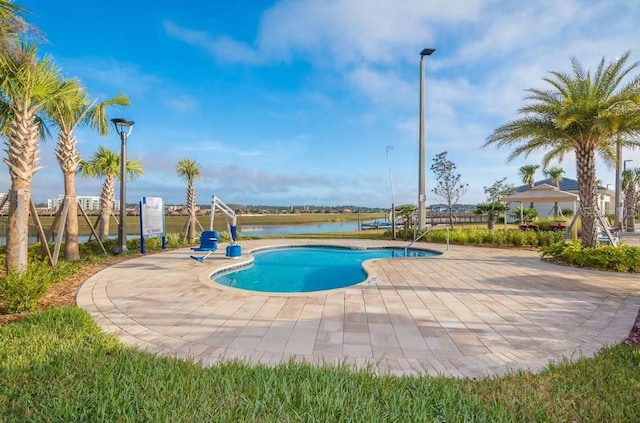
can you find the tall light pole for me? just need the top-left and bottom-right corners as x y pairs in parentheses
(614, 137), (623, 230)
(386, 145), (396, 240)
(111, 118), (134, 254)
(624, 159), (633, 172)
(418, 47), (435, 230)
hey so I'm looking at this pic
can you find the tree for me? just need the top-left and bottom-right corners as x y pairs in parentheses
(519, 164), (539, 208)
(474, 202), (508, 230)
(622, 167), (640, 232)
(430, 151), (468, 228)
(78, 146), (143, 242)
(46, 79), (130, 261)
(484, 52), (640, 247)
(484, 177), (516, 203)
(519, 164), (539, 188)
(475, 178), (516, 230)
(396, 204), (417, 240)
(175, 158), (202, 243)
(0, 0), (28, 54)
(0, 43), (77, 272)
(543, 166), (565, 216)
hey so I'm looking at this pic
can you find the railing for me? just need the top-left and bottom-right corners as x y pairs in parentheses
(405, 224), (449, 255)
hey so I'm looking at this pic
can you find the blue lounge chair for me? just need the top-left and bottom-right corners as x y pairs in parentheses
(190, 230), (219, 261)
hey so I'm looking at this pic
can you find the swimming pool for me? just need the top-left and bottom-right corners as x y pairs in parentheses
(212, 246), (440, 293)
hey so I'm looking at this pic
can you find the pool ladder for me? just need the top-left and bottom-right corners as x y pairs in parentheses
(404, 224), (449, 256)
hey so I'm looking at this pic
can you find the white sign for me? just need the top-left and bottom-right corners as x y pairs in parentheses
(141, 196), (164, 236)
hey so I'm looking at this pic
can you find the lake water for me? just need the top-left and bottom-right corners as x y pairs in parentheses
(0, 222), (365, 245)
(239, 221), (360, 236)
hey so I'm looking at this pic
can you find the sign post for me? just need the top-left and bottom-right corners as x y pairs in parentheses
(139, 196), (165, 253)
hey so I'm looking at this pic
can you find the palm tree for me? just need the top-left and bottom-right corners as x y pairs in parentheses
(519, 164), (539, 188)
(544, 166), (565, 216)
(474, 202), (508, 231)
(622, 168), (640, 232)
(176, 158), (202, 243)
(484, 52), (640, 247)
(396, 204), (417, 240)
(0, 0), (28, 54)
(46, 79), (130, 261)
(78, 146), (143, 242)
(519, 164), (539, 208)
(0, 43), (77, 272)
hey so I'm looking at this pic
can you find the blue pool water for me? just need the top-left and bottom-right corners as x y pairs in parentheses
(213, 246), (440, 293)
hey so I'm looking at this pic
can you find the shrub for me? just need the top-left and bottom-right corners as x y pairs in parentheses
(541, 241), (640, 272)
(164, 232), (184, 248)
(417, 227), (564, 248)
(0, 260), (81, 313)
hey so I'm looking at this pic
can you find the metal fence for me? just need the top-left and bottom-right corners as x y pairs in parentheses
(426, 213), (487, 225)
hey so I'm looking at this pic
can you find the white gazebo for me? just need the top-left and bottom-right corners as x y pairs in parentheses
(503, 184), (579, 235)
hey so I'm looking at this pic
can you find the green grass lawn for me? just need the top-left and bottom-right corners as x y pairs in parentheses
(1, 307), (638, 422)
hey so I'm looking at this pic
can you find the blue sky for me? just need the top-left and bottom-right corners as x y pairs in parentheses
(13, 0), (640, 207)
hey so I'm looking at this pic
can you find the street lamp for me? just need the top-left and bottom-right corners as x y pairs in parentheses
(111, 118), (134, 254)
(418, 47), (435, 230)
(614, 138), (623, 230)
(386, 145), (396, 240)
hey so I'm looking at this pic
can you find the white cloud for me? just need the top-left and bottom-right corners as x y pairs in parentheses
(163, 21), (262, 64)
(164, 95), (199, 113)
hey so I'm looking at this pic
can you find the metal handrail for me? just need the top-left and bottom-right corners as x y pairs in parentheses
(405, 224), (449, 255)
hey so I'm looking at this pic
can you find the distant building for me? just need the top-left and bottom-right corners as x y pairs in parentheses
(47, 195), (120, 212)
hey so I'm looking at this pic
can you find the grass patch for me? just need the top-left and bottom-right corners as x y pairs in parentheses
(0, 307), (639, 422)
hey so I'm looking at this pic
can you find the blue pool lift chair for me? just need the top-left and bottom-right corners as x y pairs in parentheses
(190, 230), (219, 262)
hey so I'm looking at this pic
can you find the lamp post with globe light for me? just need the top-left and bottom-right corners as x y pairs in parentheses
(111, 118), (134, 254)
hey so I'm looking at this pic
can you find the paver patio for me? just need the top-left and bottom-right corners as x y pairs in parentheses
(76, 239), (640, 378)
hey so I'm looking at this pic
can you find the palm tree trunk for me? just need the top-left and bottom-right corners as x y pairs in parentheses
(576, 147), (598, 247)
(63, 172), (80, 261)
(6, 186), (30, 273)
(56, 131), (81, 261)
(4, 105), (39, 273)
(487, 211), (496, 230)
(625, 185), (636, 232)
(99, 177), (115, 242)
(187, 182), (196, 243)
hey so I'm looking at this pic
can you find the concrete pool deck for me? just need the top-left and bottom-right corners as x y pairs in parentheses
(76, 239), (640, 378)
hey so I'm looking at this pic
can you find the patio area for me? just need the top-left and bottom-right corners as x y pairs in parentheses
(76, 239), (640, 378)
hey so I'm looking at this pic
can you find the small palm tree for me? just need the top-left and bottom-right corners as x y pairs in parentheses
(519, 164), (539, 209)
(78, 146), (143, 242)
(519, 165), (539, 189)
(46, 78), (130, 261)
(0, 43), (77, 272)
(176, 158), (202, 243)
(396, 204), (417, 240)
(485, 52), (640, 247)
(622, 168), (640, 232)
(544, 166), (565, 216)
(474, 202), (508, 231)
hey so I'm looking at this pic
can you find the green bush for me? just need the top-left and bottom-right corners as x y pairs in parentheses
(541, 241), (640, 272)
(416, 227), (564, 248)
(0, 260), (81, 313)
(164, 232), (184, 248)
